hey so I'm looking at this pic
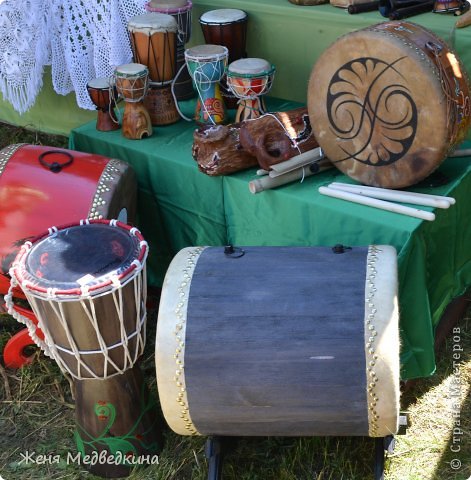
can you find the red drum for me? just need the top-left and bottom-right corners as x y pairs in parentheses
(0, 144), (137, 368)
(199, 9), (248, 109)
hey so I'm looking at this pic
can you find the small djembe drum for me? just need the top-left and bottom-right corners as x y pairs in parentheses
(128, 12), (180, 126)
(7, 220), (162, 477)
(185, 44), (228, 125)
(226, 58), (275, 122)
(146, 0), (194, 100)
(114, 63), (153, 140)
(86, 77), (120, 132)
(199, 9), (248, 109)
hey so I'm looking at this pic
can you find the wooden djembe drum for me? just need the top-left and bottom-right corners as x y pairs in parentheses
(7, 220), (162, 477)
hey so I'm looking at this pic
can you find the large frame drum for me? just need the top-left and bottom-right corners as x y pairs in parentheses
(308, 21), (471, 188)
(7, 220), (161, 477)
(0, 144), (137, 368)
(156, 245), (400, 438)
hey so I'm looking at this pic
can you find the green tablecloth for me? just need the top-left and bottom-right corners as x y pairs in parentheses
(69, 97), (471, 381)
(2, 0), (471, 137)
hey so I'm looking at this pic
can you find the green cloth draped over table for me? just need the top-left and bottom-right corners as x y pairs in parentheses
(69, 97), (471, 381)
(2, 1), (471, 137)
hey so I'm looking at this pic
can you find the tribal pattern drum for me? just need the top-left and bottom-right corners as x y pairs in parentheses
(156, 245), (400, 438)
(227, 58), (275, 122)
(0, 144), (137, 369)
(128, 13), (180, 125)
(7, 220), (161, 477)
(308, 21), (471, 188)
(86, 77), (119, 132)
(185, 44), (228, 125)
(146, 0), (195, 100)
(115, 63), (153, 139)
(199, 9), (248, 109)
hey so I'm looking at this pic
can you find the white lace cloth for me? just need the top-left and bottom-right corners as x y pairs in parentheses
(0, 0), (147, 113)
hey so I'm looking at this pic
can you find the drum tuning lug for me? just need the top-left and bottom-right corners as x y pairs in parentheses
(224, 245), (245, 258)
(332, 244), (352, 254)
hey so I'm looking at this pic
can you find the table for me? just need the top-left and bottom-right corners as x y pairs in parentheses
(69, 97), (471, 382)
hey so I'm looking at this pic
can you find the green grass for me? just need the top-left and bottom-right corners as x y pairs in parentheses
(0, 124), (470, 480)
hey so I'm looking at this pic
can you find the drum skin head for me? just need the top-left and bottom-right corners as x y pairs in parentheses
(228, 58), (272, 76)
(308, 22), (471, 188)
(200, 9), (247, 24)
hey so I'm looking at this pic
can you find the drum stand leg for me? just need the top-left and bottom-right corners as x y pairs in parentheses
(205, 436), (224, 480)
(374, 412), (409, 480)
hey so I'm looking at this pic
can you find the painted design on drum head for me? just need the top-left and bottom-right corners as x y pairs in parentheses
(327, 57), (418, 166)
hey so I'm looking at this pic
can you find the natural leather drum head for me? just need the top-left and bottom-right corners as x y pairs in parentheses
(308, 22), (471, 188)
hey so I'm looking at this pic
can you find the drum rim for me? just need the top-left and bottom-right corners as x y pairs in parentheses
(128, 12), (178, 32)
(10, 219), (148, 298)
(146, 0), (192, 14)
(199, 8), (247, 25)
(115, 63), (149, 78)
(227, 59), (275, 78)
(185, 44), (228, 62)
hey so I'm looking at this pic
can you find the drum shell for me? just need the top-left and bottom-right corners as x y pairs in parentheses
(156, 245), (400, 438)
(86, 82), (115, 109)
(129, 30), (177, 84)
(0, 144), (137, 296)
(307, 21), (471, 188)
(115, 72), (148, 101)
(25, 279), (145, 378)
(200, 13), (247, 64)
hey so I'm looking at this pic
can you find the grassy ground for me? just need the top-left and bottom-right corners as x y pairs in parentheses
(0, 124), (470, 480)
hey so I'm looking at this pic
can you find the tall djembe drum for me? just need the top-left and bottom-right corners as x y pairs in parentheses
(7, 220), (161, 478)
(146, 0), (195, 100)
(199, 9), (248, 109)
(128, 13), (180, 125)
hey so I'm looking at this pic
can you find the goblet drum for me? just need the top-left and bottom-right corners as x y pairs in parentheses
(128, 12), (180, 125)
(308, 21), (471, 188)
(114, 63), (153, 139)
(185, 44), (228, 125)
(226, 58), (275, 122)
(7, 220), (162, 477)
(86, 77), (120, 132)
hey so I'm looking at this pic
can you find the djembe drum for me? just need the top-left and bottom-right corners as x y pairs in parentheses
(156, 245), (400, 438)
(146, 0), (194, 100)
(199, 9), (248, 109)
(7, 220), (162, 477)
(226, 58), (276, 122)
(308, 21), (471, 188)
(114, 63), (153, 139)
(86, 77), (120, 132)
(185, 44), (228, 125)
(0, 144), (137, 369)
(128, 13), (180, 126)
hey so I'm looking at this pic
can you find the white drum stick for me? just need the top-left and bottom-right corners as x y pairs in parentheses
(328, 183), (451, 209)
(329, 182), (456, 206)
(249, 163), (331, 194)
(269, 147), (325, 177)
(319, 186), (436, 221)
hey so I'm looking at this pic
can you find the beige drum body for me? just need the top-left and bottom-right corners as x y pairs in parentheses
(128, 13), (177, 85)
(308, 21), (471, 188)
